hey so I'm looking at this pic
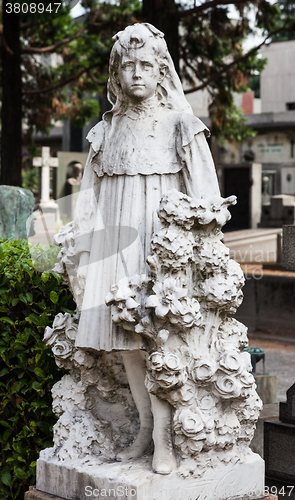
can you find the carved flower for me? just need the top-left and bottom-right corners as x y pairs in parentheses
(52, 312), (71, 331)
(81, 367), (100, 385)
(52, 340), (73, 359)
(148, 352), (186, 390)
(169, 297), (202, 328)
(199, 395), (216, 412)
(155, 370), (187, 389)
(106, 277), (135, 304)
(157, 190), (197, 230)
(73, 350), (95, 369)
(164, 353), (182, 371)
(240, 351), (252, 372)
(193, 196), (237, 227)
(213, 373), (241, 399)
(105, 277), (141, 329)
(43, 326), (58, 347)
(145, 278), (187, 318)
(218, 318), (248, 350)
(151, 228), (194, 267)
(194, 237), (229, 273)
(169, 379), (197, 404)
(191, 358), (217, 382)
(197, 260), (244, 313)
(240, 370), (255, 388)
(175, 408), (205, 438)
(65, 323), (78, 341)
(216, 412), (240, 437)
(146, 279), (202, 327)
(219, 351), (241, 373)
(149, 352), (164, 372)
(53, 221), (75, 246)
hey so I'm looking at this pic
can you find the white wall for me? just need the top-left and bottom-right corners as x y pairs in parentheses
(261, 40), (295, 113)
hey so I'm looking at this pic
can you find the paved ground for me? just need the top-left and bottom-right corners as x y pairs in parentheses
(249, 334), (295, 402)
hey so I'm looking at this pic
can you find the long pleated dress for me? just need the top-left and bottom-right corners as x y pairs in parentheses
(74, 99), (220, 352)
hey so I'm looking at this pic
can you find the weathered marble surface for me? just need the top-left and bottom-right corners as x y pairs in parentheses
(40, 190), (264, 497)
(0, 185), (35, 239)
(38, 22), (264, 500)
(37, 453), (264, 500)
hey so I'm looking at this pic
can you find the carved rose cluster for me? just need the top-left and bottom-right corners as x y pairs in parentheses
(53, 222), (77, 272)
(43, 312), (78, 368)
(197, 260), (245, 313)
(218, 317), (249, 350)
(194, 236), (230, 273)
(157, 189), (237, 230)
(147, 351), (187, 390)
(174, 407), (218, 456)
(151, 228), (195, 268)
(105, 275), (152, 331)
(44, 312), (98, 378)
(102, 189), (262, 463)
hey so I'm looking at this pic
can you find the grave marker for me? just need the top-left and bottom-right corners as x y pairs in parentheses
(33, 146), (59, 207)
(264, 228), (295, 488)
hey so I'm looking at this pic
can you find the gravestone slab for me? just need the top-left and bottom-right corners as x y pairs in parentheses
(264, 420), (295, 484)
(279, 383), (295, 425)
(0, 185), (35, 239)
(264, 384), (295, 484)
(282, 225), (295, 271)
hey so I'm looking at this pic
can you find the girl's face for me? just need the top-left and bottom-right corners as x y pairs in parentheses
(116, 44), (164, 103)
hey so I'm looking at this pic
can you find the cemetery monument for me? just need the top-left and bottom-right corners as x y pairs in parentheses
(0, 185), (35, 239)
(35, 23), (265, 500)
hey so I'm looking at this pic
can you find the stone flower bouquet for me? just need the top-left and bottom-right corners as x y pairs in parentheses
(105, 189), (261, 466)
(43, 189), (261, 473)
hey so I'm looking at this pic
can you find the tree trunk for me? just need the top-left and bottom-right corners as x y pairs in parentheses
(142, 0), (180, 74)
(1, 1), (22, 186)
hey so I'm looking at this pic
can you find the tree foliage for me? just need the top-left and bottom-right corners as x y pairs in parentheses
(0, 238), (75, 500)
(1, 0), (295, 184)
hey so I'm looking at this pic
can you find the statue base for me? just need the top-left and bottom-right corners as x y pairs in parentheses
(25, 488), (277, 500)
(36, 452), (264, 500)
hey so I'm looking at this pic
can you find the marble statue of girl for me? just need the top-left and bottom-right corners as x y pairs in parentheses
(73, 23), (220, 474)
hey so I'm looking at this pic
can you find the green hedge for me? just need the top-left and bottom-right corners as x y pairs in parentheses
(0, 239), (75, 500)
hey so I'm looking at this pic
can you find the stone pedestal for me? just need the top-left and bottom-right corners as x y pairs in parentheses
(36, 453), (264, 500)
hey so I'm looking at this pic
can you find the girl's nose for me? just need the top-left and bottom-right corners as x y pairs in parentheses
(133, 63), (142, 78)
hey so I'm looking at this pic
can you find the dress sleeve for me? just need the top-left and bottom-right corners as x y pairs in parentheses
(74, 146), (100, 254)
(181, 131), (220, 199)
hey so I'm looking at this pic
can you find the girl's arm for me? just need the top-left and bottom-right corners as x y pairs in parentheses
(74, 146), (99, 287)
(182, 131), (220, 199)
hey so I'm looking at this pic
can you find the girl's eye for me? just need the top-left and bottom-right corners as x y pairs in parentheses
(122, 62), (134, 71)
(142, 63), (153, 69)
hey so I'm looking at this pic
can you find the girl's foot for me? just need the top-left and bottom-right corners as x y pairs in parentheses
(116, 426), (153, 461)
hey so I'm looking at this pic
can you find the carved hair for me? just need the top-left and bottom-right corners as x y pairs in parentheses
(106, 23), (192, 117)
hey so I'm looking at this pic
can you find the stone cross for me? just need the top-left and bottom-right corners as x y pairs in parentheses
(33, 147), (59, 206)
